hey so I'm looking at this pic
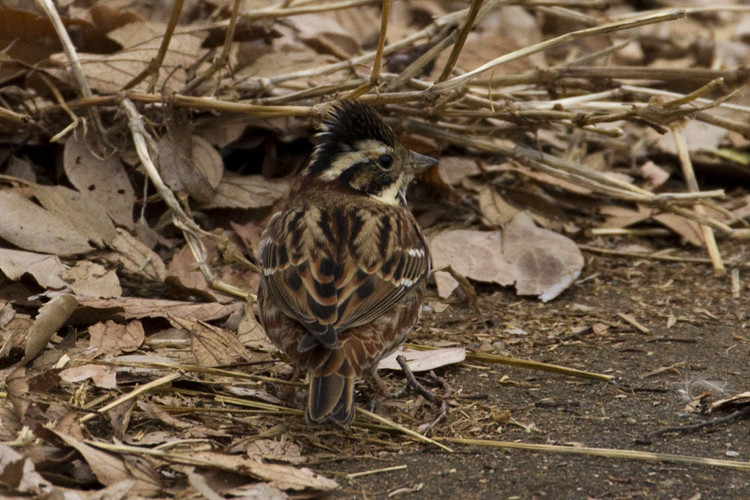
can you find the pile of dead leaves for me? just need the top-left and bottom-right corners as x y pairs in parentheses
(1, 0), (750, 498)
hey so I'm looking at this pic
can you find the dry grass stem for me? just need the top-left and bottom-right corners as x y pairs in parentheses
(347, 465), (408, 479)
(122, 0), (184, 91)
(671, 121), (726, 276)
(79, 371), (182, 423)
(181, 0), (243, 95)
(441, 438), (750, 471)
(437, 0), (484, 83)
(356, 407), (455, 453)
(405, 344), (613, 382)
(427, 9), (686, 95)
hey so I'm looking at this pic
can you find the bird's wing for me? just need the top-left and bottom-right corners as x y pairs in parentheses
(259, 205), (430, 350)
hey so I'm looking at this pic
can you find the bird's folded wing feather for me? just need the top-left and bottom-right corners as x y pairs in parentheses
(260, 206), (430, 345)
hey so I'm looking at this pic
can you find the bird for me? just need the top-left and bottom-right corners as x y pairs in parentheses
(257, 100), (437, 426)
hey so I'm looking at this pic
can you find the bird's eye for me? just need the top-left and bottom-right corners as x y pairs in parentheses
(378, 154), (393, 169)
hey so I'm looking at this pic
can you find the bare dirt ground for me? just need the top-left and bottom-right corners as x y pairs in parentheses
(313, 242), (749, 500)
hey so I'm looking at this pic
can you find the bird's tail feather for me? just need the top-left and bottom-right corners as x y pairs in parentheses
(306, 374), (355, 426)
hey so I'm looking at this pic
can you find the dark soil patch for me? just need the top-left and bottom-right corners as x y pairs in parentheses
(316, 243), (750, 499)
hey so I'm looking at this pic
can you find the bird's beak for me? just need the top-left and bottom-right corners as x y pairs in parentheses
(409, 151), (439, 173)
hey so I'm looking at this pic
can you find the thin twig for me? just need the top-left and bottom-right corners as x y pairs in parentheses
(437, 0), (483, 83)
(645, 406), (750, 441)
(122, 0), (185, 91)
(182, 0), (243, 95)
(36, 0), (106, 145)
(370, 0), (391, 87)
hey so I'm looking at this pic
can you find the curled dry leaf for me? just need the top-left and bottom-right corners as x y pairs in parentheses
(0, 249), (66, 289)
(158, 128), (224, 203)
(89, 320), (145, 356)
(191, 451), (338, 492)
(0, 444), (53, 496)
(59, 364), (117, 389)
(0, 189), (93, 256)
(431, 212), (583, 302)
(0, 315), (32, 361)
(51, 431), (161, 497)
(601, 205), (705, 247)
(0, 301), (15, 329)
(238, 301), (274, 352)
(49, 21), (207, 93)
(479, 186), (521, 225)
(199, 171), (290, 210)
(379, 347), (467, 372)
(62, 261), (122, 299)
(707, 391), (750, 413)
(63, 135), (136, 229)
(21, 294), (79, 366)
(109, 228), (167, 282)
(6, 367), (29, 420)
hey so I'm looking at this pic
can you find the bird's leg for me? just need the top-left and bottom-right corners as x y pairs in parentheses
(280, 368), (302, 401)
(369, 369), (390, 398)
(363, 366), (391, 413)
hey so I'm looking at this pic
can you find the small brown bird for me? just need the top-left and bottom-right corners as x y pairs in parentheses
(257, 100), (437, 425)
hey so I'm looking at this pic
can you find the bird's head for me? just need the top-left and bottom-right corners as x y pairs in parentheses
(303, 101), (438, 205)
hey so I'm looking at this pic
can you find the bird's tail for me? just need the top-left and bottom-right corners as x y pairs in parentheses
(306, 374), (355, 426)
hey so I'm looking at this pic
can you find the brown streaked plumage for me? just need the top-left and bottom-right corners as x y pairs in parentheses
(257, 100), (437, 425)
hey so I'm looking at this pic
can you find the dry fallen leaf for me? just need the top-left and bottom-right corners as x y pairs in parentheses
(287, 14), (361, 58)
(52, 431), (161, 497)
(89, 320), (145, 356)
(59, 364), (117, 389)
(75, 297), (243, 323)
(191, 451), (338, 492)
(0, 249), (66, 289)
(238, 301), (275, 351)
(431, 212), (583, 302)
(0, 444), (53, 496)
(62, 261), (122, 299)
(479, 186), (521, 226)
(200, 171), (290, 210)
(379, 347), (467, 372)
(170, 316), (249, 367)
(21, 295), (79, 366)
(158, 127), (224, 203)
(0, 189), (93, 256)
(246, 439), (306, 465)
(503, 212), (584, 302)
(430, 230), (514, 298)
(108, 228), (168, 282)
(50, 21), (207, 93)
(33, 184), (118, 248)
(63, 135), (136, 229)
